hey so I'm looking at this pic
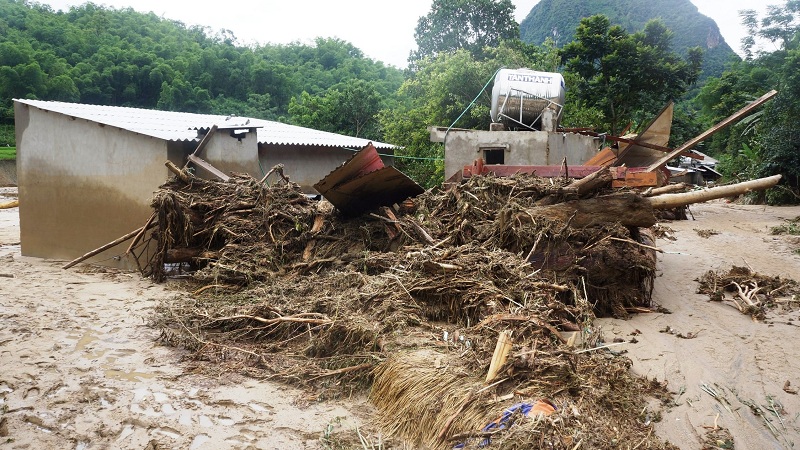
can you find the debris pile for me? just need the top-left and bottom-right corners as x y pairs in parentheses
(697, 266), (800, 320)
(145, 167), (675, 448)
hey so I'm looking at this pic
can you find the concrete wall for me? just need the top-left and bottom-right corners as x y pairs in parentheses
(0, 160), (15, 186)
(436, 129), (600, 180)
(202, 128), (261, 178)
(258, 144), (394, 193)
(15, 103), (170, 269)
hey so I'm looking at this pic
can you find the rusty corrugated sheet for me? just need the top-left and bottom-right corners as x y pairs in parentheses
(314, 143), (424, 216)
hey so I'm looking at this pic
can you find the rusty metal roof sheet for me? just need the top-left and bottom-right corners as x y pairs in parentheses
(314, 143), (424, 216)
(15, 100), (396, 149)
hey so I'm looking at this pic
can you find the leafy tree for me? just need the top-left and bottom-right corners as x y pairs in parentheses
(695, 0), (799, 203)
(410, 0), (519, 64)
(561, 15), (702, 135)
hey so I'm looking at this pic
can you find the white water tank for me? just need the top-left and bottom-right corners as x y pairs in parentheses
(490, 68), (565, 130)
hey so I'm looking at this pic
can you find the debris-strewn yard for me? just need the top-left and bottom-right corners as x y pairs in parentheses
(144, 171), (666, 449)
(3, 181), (800, 449)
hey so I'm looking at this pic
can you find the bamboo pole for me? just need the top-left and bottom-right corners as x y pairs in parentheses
(647, 175), (782, 210)
(63, 220), (158, 270)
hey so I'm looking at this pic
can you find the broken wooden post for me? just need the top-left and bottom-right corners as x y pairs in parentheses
(486, 330), (513, 383)
(165, 160), (191, 183)
(0, 199), (18, 209)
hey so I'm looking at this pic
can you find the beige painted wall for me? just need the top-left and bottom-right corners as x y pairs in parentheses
(433, 129), (600, 180)
(202, 128), (261, 178)
(259, 144), (394, 193)
(15, 103), (170, 269)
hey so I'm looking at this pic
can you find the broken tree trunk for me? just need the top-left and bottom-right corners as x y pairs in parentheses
(164, 248), (217, 264)
(517, 175), (781, 229)
(536, 167), (613, 206)
(642, 183), (687, 197)
(521, 193), (658, 228)
(648, 175), (782, 210)
(165, 160), (191, 184)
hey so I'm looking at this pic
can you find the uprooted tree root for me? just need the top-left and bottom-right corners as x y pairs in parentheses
(696, 266), (800, 320)
(145, 170), (669, 448)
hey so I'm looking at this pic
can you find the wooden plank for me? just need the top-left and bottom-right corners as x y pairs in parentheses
(646, 90), (778, 171)
(611, 171), (659, 188)
(183, 124), (218, 169)
(187, 154), (230, 181)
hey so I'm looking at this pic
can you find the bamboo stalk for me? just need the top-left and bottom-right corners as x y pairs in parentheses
(63, 221), (157, 270)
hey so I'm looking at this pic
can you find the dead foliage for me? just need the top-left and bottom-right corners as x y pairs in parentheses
(702, 425), (734, 449)
(694, 228), (720, 238)
(144, 170), (668, 448)
(696, 266), (800, 320)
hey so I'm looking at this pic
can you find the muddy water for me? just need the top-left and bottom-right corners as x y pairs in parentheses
(0, 193), (374, 449)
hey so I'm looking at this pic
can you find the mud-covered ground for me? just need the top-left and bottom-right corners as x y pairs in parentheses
(0, 187), (374, 449)
(600, 201), (800, 449)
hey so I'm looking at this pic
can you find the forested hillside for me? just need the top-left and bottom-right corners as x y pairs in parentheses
(519, 0), (738, 79)
(0, 0), (797, 201)
(0, 0), (403, 139)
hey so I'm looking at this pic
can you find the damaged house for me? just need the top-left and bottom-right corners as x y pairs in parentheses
(13, 100), (396, 269)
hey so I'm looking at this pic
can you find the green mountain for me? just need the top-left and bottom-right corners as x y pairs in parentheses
(519, 0), (739, 79)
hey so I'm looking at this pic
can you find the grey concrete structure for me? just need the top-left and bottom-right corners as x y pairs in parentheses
(14, 100), (395, 268)
(430, 128), (601, 180)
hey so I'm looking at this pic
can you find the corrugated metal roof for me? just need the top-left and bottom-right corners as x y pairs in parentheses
(15, 100), (396, 149)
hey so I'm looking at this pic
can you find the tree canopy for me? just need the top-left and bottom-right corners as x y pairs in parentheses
(1, 0), (796, 202)
(410, 0), (519, 64)
(561, 15), (703, 135)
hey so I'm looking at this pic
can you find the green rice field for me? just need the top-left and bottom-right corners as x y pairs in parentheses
(0, 147), (16, 160)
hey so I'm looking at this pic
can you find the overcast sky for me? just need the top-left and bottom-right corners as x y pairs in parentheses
(38, 0), (774, 68)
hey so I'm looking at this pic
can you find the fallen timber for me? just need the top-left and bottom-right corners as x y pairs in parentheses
(523, 175), (783, 229)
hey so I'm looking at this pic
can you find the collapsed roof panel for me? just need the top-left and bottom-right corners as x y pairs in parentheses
(314, 143), (424, 216)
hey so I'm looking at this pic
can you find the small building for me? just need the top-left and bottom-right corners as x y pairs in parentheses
(430, 127), (601, 181)
(14, 100), (395, 268)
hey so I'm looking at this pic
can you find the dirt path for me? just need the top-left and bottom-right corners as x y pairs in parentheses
(0, 188), (371, 449)
(600, 202), (800, 449)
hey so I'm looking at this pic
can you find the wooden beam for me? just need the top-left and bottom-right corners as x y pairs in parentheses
(646, 90), (778, 171)
(187, 154), (230, 182)
(183, 124), (218, 169)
